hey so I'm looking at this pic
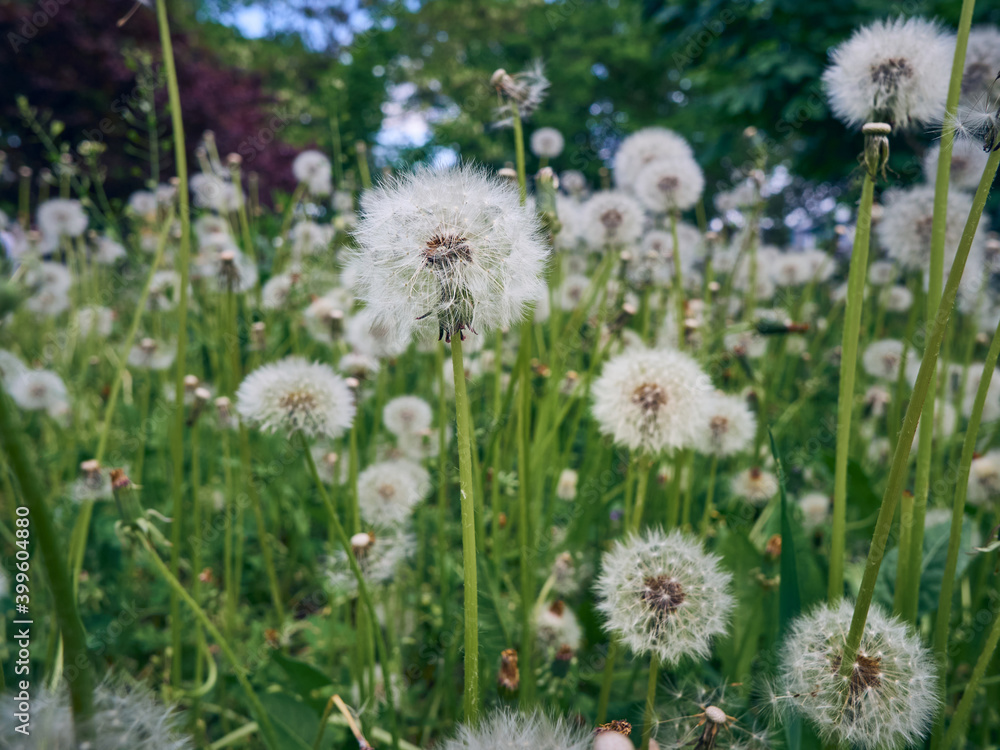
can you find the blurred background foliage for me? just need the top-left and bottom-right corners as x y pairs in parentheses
(2, 0), (999, 201)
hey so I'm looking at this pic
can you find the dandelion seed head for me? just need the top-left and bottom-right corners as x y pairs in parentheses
(595, 528), (734, 665)
(325, 524), (414, 593)
(235, 356), (356, 439)
(778, 600), (937, 750)
(583, 190), (645, 249)
(731, 467), (779, 506)
(292, 150), (333, 196)
(348, 165), (549, 346)
(699, 392), (756, 457)
(634, 155), (705, 213)
(613, 127), (694, 189)
(37, 198), (88, 251)
(383, 395), (433, 438)
(592, 347), (713, 454)
(443, 708), (591, 750)
(357, 458), (431, 526)
(531, 127), (565, 159)
(822, 18), (954, 129)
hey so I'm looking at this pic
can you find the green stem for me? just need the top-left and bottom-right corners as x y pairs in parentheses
(829, 171), (874, 602)
(510, 102), (528, 204)
(641, 654), (660, 750)
(517, 323), (534, 708)
(0, 384), (95, 743)
(596, 640), (619, 724)
(840, 147), (1000, 677)
(451, 336), (480, 722)
(941, 599), (1000, 750)
(631, 455), (652, 534)
(300, 436), (400, 750)
(137, 534), (281, 750)
(929, 311), (1000, 745)
(669, 210), (685, 347)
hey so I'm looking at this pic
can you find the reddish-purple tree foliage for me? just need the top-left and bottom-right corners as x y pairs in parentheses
(0, 0), (299, 200)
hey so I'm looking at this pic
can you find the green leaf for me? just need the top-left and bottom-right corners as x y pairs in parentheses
(259, 691), (321, 750)
(875, 515), (975, 617)
(272, 652), (333, 711)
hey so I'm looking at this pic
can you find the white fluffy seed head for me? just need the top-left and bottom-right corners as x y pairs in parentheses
(923, 138), (990, 191)
(731, 467), (779, 506)
(535, 600), (583, 652)
(822, 17), (954, 130)
(37, 198), (88, 251)
(292, 150), (333, 196)
(443, 709), (592, 750)
(582, 191), (646, 249)
(235, 356), (356, 439)
(531, 127), (565, 158)
(862, 339), (906, 381)
(7, 369), (68, 412)
(592, 347), (714, 454)
(961, 25), (1000, 106)
(967, 450), (1000, 506)
(2, 683), (192, 749)
(699, 392), (756, 457)
(798, 492), (831, 528)
(356, 459), (431, 526)
(877, 184), (987, 271)
(634, 155), (705, 212)
(777, 600), (938, 750)
(325, 524), (415, 593)
(348, 164), (549, 347)
(595, 528), (734, 665)
(613, 127), (694, 189)
(383, 395), (433, 438)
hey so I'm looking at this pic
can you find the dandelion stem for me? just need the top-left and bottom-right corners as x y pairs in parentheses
(829, 171), (874, 602)
(699, 454), (719, 536)
(451, 335), (480, 722)
(669, 209), (685, 347)
(137, 533), (282, 750)
(511, 102), (528, 204)
(517, 321), (535, 708)
(941, 596), (1000, 750)
(640, 653), (660, 750)
(929, 308), (1000, 746)
(300, 434), (401, 750)
(0, 383), (95, 744)
(840, 147), (1000, 677)
(900, 0), (978, 627)
(631, 454), (653, 533)
(596, 639), (619, 724)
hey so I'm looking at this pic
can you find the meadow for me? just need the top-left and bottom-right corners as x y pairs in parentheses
(1, 3), (1000, 749)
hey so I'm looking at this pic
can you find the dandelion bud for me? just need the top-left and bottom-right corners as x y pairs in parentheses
(226, 152), (242, 167)
(214, 396), (233, 424)
(765, 534), (782, 560)
(351, 531), (375, 557)
(184, 374), (200, 391)
(490, 68), (510, 88)
(498, 648), (520, 693)
(251, 320), (267, 351)
(556, 469), (578, 501)
(861, 122), (892, 178)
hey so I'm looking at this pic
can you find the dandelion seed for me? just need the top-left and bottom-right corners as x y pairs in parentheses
(595, 528), (734, 665)
(491, 62), (550, 127)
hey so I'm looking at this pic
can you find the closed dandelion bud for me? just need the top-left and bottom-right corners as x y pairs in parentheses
(776, 601), (937, 750)
(251, 320), (267, 351)
(556, 469), (578, 501)
(595, 528), (734, 665)
(498, 648), (520, 693)
(861, 122), (892, 179)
